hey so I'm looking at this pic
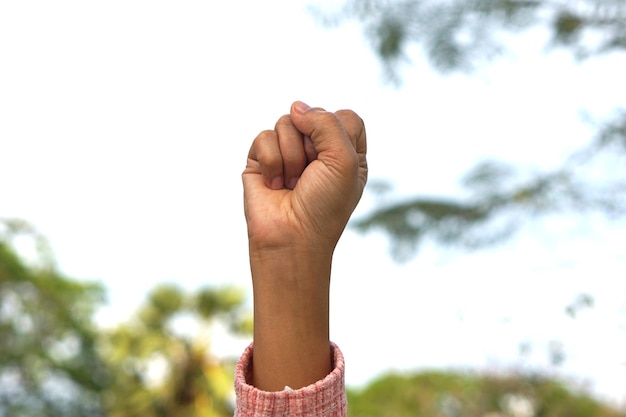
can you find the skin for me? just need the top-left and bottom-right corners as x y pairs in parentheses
(242, 101), (368, 391)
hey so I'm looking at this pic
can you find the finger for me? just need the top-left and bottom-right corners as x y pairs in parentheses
(289, 101), (353, 157)
(303, 135), (317, 164)
(334, 109), (367, 156)
(275, 115), (307, 190)
(248, 129), (284, 190)
(335, 109), (368, 189)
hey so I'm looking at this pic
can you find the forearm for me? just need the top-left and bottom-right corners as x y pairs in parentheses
(249, 246), (333, 392)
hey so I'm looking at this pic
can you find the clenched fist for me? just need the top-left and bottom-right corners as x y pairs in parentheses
(243, 101), (368, 253)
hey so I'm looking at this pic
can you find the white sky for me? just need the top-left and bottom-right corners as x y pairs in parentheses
(1, 0), (625, 408)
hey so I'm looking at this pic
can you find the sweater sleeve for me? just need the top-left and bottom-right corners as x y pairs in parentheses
(233, 342), (347, 417)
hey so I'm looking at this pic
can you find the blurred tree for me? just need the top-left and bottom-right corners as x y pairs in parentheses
(347, 370), (626, 417)
(313, 0), (626, 261)
(0, 217), (253, 417)
(101, 283), (252, 417)
(0, 218), (109, 417)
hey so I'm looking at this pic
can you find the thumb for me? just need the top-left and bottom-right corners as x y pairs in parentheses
(289, 101), (353, 158)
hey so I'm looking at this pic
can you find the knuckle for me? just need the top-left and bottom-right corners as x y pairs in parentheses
(319, 111), (340, 124)
(255, 131), (281, 166)
(274, 114), (293, 129)
(334, 109), (358, 120)
(335, 109), (364, 129)
(313, 111), (343, 135)
(334, 109), (366, 147)
(256, 129), (275, 141)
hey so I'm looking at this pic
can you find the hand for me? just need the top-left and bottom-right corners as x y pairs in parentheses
(242, 101), (367, 391)
(243, 101), (368, 254)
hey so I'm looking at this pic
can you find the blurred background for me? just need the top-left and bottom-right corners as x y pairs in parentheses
(1, 0), (625, 416)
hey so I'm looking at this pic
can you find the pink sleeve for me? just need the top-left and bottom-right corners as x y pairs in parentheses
(234, 342), (347, 417)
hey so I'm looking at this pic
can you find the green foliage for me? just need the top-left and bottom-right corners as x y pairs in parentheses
(319, 0), (626, 76)
(354, 114), (626, 260)
(101, 283), (252, 417)
(0, 219), (108, 417)
(347, 370), (626, 417)
(0, 217), (253, 417)
(314, 0), (626, 260)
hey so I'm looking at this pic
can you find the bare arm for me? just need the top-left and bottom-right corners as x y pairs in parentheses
(242, 101), (368, 391)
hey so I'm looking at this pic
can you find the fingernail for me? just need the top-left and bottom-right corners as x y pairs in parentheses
(271, 176), (283, 190)
(293, 101), (310, 114)
(287, 177), (299, 190)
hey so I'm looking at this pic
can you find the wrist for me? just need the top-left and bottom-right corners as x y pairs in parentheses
(248, 244), (334, 278)
(248, 245), (334, 391)
(247, 228), (339, 257)
(250, 246), (332, 317)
